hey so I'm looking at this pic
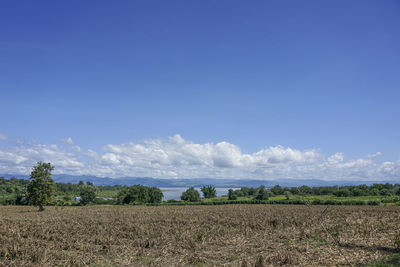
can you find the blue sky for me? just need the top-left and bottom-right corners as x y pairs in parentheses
(1, 1), (399, 180)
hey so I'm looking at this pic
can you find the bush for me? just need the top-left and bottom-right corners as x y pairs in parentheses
(324, 199), (338, 205)
(367, 200), (380, 206)
(94, 198), (117, 205)
(312, 199), (323, 205)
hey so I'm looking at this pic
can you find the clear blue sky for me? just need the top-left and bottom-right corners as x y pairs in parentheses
(0, 1), (399, 179)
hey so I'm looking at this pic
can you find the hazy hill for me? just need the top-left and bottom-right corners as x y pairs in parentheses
(0, 174), (398, 188)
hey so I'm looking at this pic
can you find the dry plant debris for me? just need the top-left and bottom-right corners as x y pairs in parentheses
(0, 205), (399, 266)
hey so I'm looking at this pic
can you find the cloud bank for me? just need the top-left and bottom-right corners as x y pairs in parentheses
(0, 134), (399, 181)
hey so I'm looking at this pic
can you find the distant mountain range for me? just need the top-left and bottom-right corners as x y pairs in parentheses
(1, 173), (398, 188)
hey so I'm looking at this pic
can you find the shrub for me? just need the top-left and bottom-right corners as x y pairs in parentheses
(367, 200), (380, 206)
(312, 199), (323, 205)
(94, 198), (117, 205)
(324, 199), (338, 205)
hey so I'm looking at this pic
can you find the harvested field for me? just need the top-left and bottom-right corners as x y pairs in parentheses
(0, 205), (399, 266)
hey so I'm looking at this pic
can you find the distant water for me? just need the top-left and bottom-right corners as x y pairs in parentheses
(160, 187), (239, 201)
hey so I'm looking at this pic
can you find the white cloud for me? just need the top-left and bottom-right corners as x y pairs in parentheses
(0, 142), (83, 175)
(367, 152), (382, 158)
(0, 134), (399, 181)
(0, 132), (8, 141)
(327, 153), (344, 164)
(61, 137), (74, 145)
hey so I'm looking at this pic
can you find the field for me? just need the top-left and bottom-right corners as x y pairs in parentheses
(0, 205), (399, 266)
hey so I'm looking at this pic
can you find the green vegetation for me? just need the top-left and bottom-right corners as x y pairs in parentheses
(0, 177), (124, 206)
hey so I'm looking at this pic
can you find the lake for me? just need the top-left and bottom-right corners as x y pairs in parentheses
(160, 187), (239, 201)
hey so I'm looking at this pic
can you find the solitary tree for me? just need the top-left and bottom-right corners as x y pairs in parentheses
(201, 185), (217, 198)
(27, 162), (55, 211)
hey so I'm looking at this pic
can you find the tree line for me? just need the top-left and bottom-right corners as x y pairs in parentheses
(225, 183), (400, 200)
(1, 162), (399, 210)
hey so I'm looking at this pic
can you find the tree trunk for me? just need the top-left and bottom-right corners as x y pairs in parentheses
(38, 205), (44, 212)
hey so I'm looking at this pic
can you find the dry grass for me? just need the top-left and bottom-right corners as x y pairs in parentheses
(0, 205), (399, 266)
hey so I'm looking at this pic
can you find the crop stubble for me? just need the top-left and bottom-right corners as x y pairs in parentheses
(0, 205), (399, 266)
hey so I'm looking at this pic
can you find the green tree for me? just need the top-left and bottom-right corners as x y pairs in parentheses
(271, 185), (284, 195)
(333, 188), (351, 197)
(130, 185), (150, 203)
(79, 186), (96, 205)
(298, 185), (312, 195)
(181, 187), (200, 202)
(201, 185), (217, 198)
(117, 186), (131, 204)
(254, 186), (269, 201)
(228, 189), (237, 200)
(27, 162), (55, 211)
(148, 187), (163, 203)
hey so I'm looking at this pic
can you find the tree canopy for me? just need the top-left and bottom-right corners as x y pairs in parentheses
(201, 185), (217, 198)
(117, 185), (163, 204)
(79, 186), (96, 205)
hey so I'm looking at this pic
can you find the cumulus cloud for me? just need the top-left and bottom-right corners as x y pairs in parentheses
(0, 142), (83, 175)
(0, 134), (399, 181)
(61, 137), (74, 145)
